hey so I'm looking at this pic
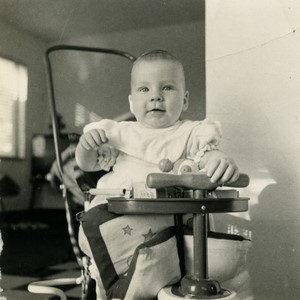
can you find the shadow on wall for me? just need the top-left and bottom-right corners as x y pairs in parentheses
(248, 158), (300, 299)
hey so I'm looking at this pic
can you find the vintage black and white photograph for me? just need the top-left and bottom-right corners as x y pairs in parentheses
(0, 1), (299, 299)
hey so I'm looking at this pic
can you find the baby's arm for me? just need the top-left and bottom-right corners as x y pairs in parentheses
(75, 129), (118, 172)
(187, 120), (239, 184)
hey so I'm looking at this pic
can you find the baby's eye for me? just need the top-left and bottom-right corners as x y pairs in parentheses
(138, 87), (149, 92)
(163, 85), (174, 91)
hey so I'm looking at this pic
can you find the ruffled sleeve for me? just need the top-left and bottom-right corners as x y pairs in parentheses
(186, 119), (222, 162)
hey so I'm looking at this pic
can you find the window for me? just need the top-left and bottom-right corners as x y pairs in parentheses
(0, 57), (28, 158)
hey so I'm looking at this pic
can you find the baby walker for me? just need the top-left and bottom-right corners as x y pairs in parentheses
(105, 163), (249, 300)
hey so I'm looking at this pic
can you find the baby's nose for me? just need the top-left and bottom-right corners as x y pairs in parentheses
(151, 92), (164, 101)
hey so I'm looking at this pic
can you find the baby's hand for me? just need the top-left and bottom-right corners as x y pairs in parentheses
(201, 151), (239, 184)
(97, 145), (119, 171)
(79, 129), (108, 151)
(78, 129), (119, 171)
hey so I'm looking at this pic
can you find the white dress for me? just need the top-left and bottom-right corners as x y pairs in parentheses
(83, 118), (222, 198)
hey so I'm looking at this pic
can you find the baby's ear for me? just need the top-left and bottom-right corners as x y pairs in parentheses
(182, 91), (189, 112)
(128, 94), (134, 113)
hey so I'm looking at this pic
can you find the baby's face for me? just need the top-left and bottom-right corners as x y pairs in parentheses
(128, 59), (189, 129)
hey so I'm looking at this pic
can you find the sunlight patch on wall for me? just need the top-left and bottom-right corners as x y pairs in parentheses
(75, 102), (103, 127)
(75, 102), (135, 128)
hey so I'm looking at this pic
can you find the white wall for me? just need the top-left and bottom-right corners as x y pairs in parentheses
(206, 1), (300, 299)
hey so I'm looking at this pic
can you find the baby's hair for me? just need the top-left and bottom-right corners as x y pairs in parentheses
(132, 49), (183, 68)
(134, 49), (180, 64)
(131, 49), (185, 79)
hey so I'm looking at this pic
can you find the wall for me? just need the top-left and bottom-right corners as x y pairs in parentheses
(206, 1), (300, 299)
(51, 20), (206, 134)
(0, 19), (48, 210)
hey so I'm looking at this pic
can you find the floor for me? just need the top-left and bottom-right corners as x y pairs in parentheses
(0, 207), (85, 300)
(1, 260), (82, 300)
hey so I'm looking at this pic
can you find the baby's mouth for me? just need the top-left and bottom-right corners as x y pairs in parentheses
(148, 108), (165, 113)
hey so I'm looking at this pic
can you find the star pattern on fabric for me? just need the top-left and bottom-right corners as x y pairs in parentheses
(122, 225), (133, 236)
(142, 228), (156, 242)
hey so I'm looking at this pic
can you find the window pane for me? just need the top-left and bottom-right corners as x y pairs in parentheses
(0, 57), (28, 158)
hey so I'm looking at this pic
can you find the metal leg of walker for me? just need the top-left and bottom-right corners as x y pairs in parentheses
(171, 191), (232, 299)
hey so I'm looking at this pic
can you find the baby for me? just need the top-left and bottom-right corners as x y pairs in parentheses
(76, 50), (240, 299)
(76, 50), (239, 199)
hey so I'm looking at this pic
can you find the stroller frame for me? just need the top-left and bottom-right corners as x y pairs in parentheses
(27, 45), (136, 300)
